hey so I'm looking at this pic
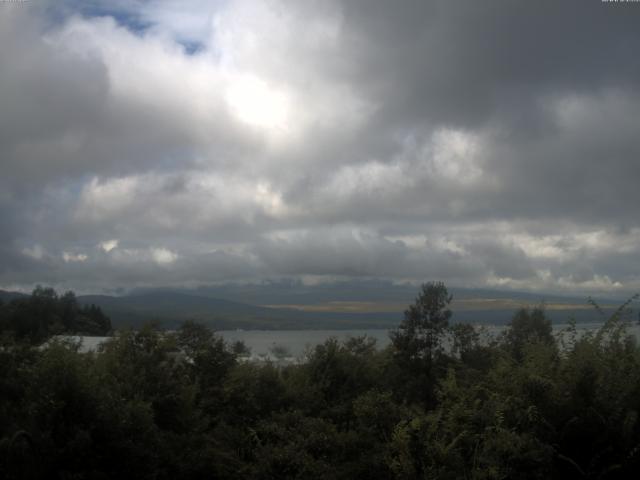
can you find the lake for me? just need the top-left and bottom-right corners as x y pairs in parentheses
(219, 322), (640, 359)
(218, 329), (393, 359)
(55, 322), (640, 358)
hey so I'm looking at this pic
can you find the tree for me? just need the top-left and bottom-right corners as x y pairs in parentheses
(176, 321), (237, 416)
(389, 281), (453, 407)
(504, 307), (554, 362)
(391, 282), (452, 362)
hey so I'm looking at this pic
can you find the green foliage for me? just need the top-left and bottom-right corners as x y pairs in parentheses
(224, 362), (289, 424)
(389, 281), (453, 407)
(391, 282), (452, 363)
(503, 306), (555, 362)
(1, 284), (640, 479)
(0, 287), (111, 343)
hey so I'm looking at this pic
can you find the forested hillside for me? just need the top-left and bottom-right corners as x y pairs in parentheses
(1, 283), (639, 479)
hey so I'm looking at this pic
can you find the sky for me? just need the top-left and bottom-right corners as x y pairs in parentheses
(1, 0), (640, 296)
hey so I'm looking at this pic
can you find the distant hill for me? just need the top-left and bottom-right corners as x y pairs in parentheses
(77, 291), (401, 330)
(123, 281), (622, 327)
(136, 280), (623, 308)
(76, 287), (620, 330)
(1, 283), (625, 330)
(0, 290), (28, 303)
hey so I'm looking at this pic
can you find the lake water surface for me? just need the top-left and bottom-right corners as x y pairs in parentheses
(59, 322), (640, 358)
(218, 329), (393, 358)
(219, 322), (640, 359)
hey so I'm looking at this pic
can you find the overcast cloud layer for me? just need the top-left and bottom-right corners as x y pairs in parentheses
(2, 0), (640, 295)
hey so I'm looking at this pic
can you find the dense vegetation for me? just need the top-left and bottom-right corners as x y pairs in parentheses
(1, 283), (639, 479)
(0, 287), (111, 342)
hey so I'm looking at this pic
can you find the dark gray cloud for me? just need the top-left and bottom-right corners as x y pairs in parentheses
(1, 0), (640, 295)
(339, 0), (640, 127)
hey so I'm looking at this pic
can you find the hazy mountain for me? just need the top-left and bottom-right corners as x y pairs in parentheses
(0, 290), (28, 303)
(1, 283), (623, 330)
(81, 283), (620, 330)
(133, 279), (615, 307)
(76, 291), (401, 330)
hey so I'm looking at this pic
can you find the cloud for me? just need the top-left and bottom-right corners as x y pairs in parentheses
(62, 252), (88, 263)
(22, 245), (45, 261)
(1, 0), (640, 295)
(150, 247), (178, 265)
(99, 239), (119, 253)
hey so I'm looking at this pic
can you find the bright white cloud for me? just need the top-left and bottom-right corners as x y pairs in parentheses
(62, 252), (88, 262)
(99, 239), (119, 252)
(151, 247), (178, 265)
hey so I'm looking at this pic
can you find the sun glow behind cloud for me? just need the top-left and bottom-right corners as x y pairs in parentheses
(225, 74), (291, 133)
